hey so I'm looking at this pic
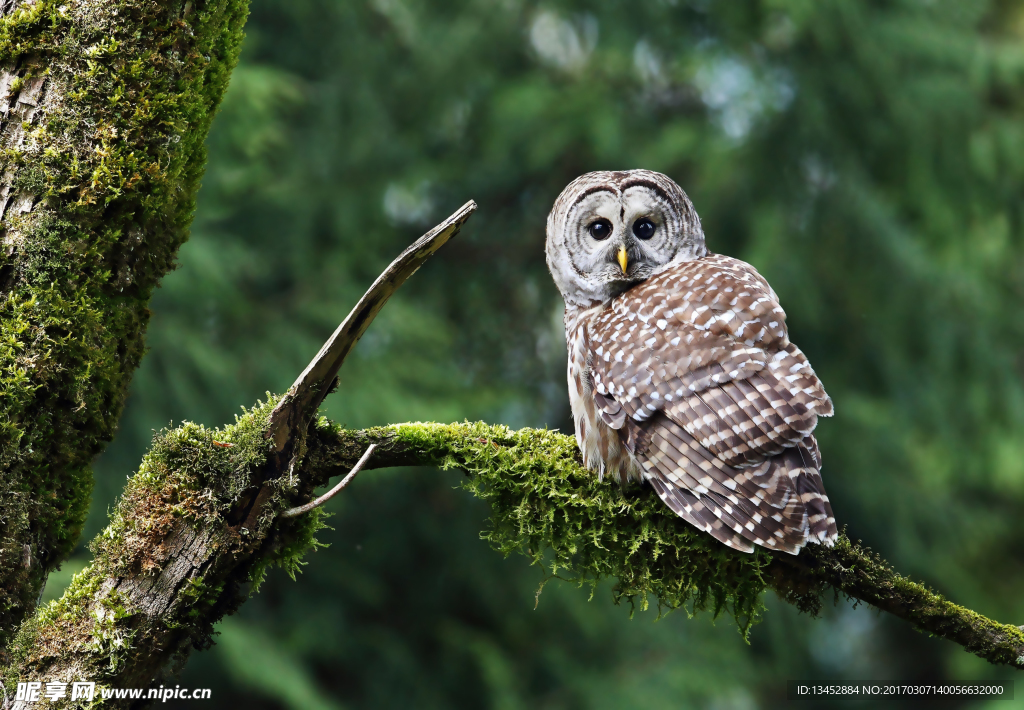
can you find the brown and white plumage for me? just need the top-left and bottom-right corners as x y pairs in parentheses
(546, 170), (837, 554)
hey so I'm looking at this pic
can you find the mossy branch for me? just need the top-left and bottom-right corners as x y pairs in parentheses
(307, 421), (1024, 670)
(1, 198), (486, 702)
(5, 415), (1023, 703)
(0, 9), (1014, 689)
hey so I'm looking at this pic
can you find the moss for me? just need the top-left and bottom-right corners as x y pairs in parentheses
(1, 564), (104, 688)
(86, 590), (136, 674)
(248, 508), (332, 593)
(386, 422), (769, 636)
(35, 567), (102, 628)
(4, 563), (145, 683)
(178, 577), (224, 620)
(302, 421), (1024, 665)
(770, 532), (1024, 667)
(0, 0), (250, 643)
(90, 397), (279, 578)
(7, 413), (768, 689)
(1, 396), (327, 682)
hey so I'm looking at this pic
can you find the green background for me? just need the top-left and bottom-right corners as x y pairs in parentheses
(47, 0), (1024, 707)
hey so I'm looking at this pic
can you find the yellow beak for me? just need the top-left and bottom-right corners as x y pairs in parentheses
(617, 246), (628, 275)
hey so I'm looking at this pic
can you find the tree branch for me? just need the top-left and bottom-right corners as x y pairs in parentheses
(1, 205), (480, 705)
(265, 200), (476, 475)
(7, 415), (1023, 703)
(279, 444), (375, 518)
(304, 422), (1024, 670)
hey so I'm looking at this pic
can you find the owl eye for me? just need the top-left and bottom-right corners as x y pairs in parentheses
(633, 218), (656, 240)
(588, 219), (613, 241)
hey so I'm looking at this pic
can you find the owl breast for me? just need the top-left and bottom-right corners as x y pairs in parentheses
(565, 305), (643, 484)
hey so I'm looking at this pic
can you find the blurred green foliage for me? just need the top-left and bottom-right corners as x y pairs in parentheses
(51, 0), (1024, 706)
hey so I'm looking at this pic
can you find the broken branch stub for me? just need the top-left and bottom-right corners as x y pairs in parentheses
(265, 201), (477, 464)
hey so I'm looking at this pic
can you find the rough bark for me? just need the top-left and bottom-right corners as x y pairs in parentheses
(0, 0), (248, 647)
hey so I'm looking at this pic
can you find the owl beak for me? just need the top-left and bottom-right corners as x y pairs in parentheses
(617, 246), (628, 275)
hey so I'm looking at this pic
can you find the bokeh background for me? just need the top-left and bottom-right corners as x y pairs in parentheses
(45, 0), (1024, 707)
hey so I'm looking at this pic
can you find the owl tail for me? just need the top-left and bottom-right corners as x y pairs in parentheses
(638, 416), (837, 555)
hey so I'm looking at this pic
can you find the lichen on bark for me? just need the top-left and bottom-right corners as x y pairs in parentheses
(0, 0), (249, 645)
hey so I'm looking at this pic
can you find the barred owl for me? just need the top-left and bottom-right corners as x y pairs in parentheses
(545, 170), (837, 554)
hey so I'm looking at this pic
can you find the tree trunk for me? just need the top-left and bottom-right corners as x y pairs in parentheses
(0, 0), (248, 648)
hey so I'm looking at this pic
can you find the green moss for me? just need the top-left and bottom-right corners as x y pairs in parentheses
(0, 0), (250, 642)
(179, 576), (221, 613)
(764, 531), (1024, 667)
(8, 414), (765, 687)
(81, 393), (332, 619)
(387, 422), (769, 636)
(304, 422), (1024, 664)
(11, 410), (1024, 678)
(86, 590), (136, 674)
(1, 563), (105, 689)
(1, 396), (325, 680)
(4, 563), (143, 680)
(35, 566), (102, 627)
(91, 397), (278, 577)
(248, 508), (332, 593)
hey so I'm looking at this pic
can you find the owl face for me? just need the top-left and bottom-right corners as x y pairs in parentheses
(546, 170), (706, 306)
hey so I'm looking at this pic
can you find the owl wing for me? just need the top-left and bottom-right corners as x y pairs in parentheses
(586, 254), (837, 554)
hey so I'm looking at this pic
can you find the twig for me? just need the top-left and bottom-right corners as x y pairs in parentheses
(280, 444), (377, 518)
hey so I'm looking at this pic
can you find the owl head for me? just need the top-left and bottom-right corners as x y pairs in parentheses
(545, 169), (706, 306)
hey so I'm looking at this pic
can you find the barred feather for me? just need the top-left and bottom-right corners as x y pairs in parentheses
(566, 254), (837, 554)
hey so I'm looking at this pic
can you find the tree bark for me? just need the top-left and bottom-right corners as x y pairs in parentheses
(0, 0), (248, 648)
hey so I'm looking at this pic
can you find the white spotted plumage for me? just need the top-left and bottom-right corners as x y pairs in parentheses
(546, 170), (838, 554)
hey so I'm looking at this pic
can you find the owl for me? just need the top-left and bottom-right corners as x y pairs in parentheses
(545, 170), (837, 554)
